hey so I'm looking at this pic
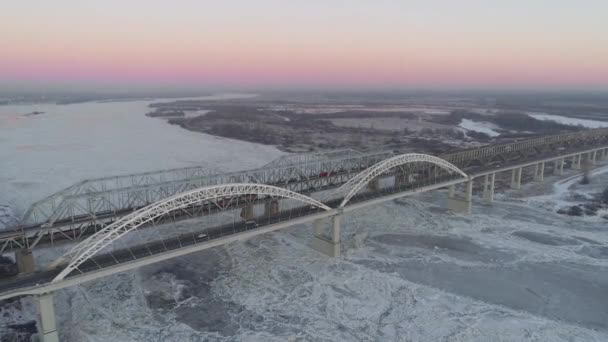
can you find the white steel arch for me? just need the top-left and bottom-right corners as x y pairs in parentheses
(51, 183), (331, 282)
(337, 153), (468, 208)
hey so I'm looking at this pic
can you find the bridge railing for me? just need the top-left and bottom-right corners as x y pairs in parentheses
(441, 127), (608, 167)
(19, 150), (393, 228)
(17, 127), (608, 229)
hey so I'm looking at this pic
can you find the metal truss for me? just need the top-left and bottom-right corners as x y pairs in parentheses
(442, 128), (608, 169)
(51, 183), (332, 282)
(337, 154), (468, 208)
(19, 151), (391, 230)
(263, 149), (362, 168)
(21, 165), (218, 228)
(6, 127), (608, 253)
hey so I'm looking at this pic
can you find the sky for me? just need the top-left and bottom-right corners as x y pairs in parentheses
(1, 0), (608, 93)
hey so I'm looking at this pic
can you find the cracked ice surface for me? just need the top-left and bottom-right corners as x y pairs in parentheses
(41, 176), (608, 341)
(3, 99), (608, 341)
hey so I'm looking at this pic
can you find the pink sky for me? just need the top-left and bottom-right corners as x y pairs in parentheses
(1, 1), (607, 90)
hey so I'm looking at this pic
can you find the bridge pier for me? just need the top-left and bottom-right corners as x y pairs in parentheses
(311, 216), (341, 257)
(482, 173), (495, 203)
(15, 249), (35, 274)
(572, 154), (582, 170)
(240, 205), (255, 221)
(447, 180), (472, 214)
(264, 200), (279, 216)
(36, 293), (59, 342)
(510, 168), (522, 189)
(553, 158), (564, 175)
(394, 173), (408, 188)
(533, 162), (545, 182)
(367, 178), (380, 192)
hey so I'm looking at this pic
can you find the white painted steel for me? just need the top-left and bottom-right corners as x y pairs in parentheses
(337, 154), (468, 208)
(52, 183), (331, 282)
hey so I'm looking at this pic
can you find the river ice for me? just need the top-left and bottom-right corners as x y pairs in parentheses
(36, 168), (608, 342)
(2, 100), (608, 341)
(0, 94), (284, 219)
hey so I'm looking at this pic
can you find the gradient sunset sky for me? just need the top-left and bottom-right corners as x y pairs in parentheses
(2, 0), (608, 92)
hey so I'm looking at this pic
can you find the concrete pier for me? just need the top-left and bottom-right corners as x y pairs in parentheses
(534, 162), (545, 182)
(264, 200), (279, 216)
(510, 168), (522, 189)
(36, 293), (59, 342)
(572, 154), (581, 169)
(311, 215), (341, 257)
(554, 158), (564, 175)
(368, 178), (380, 192)
(240, 205), (255, 220)
(482, 173), (495, 203)
(394, 173), (408, 188)
(447, 180), (472, 214)
(15, 249), (35, 274)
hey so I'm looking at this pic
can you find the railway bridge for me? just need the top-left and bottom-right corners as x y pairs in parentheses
(1, 127), (608, 342)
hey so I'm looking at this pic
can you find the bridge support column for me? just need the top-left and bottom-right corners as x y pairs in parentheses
(15, 249), (35, 274)
(394, 173), (408, 188)
(367, 178), (379, 192)
(510, 168), (522, 189)
(554, 158), (564, 175)
(447, 180), (472, 214)
(36, 293), (59, 342)
(591, 151), (597, 165)
(264, 200), (279, 216)
(483, 173), (495, 203)
(311, 215), (341, 257)
(240, 205), (255, 221)
(534, 162), (544, 182)
(572, 155), (581, 170)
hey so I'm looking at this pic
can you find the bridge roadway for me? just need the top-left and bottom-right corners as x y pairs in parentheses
(11, 128), (608, 235)
(2, 138), (605, 253)
(0, 173), (469, 299)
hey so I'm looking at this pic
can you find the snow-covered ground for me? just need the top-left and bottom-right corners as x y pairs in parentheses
(512, 163), (608, 221)
(2, 100), (608, 341)
(528, 113), (608, 128)
(458, 119), (501, 137)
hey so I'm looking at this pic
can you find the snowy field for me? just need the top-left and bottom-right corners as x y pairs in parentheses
(528, 113), (608, 129)
(2, 100), (608, 341)
(458, 119), (501, 137)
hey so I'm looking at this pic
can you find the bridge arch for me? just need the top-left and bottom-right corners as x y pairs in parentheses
(337, 153), (468, 208)
(51, 183), (331, 282)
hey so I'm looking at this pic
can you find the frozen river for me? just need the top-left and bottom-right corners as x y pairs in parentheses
(0, 95), (283, 219)
(1, 98), (608, 341)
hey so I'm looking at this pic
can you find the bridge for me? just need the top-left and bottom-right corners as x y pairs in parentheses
(2, 127), (608, 342)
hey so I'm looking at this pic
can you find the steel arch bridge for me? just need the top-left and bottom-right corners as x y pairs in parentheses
(336, 153), (468, 208)
(51, 183), (331, 282)
(50, 153), (466, 281)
